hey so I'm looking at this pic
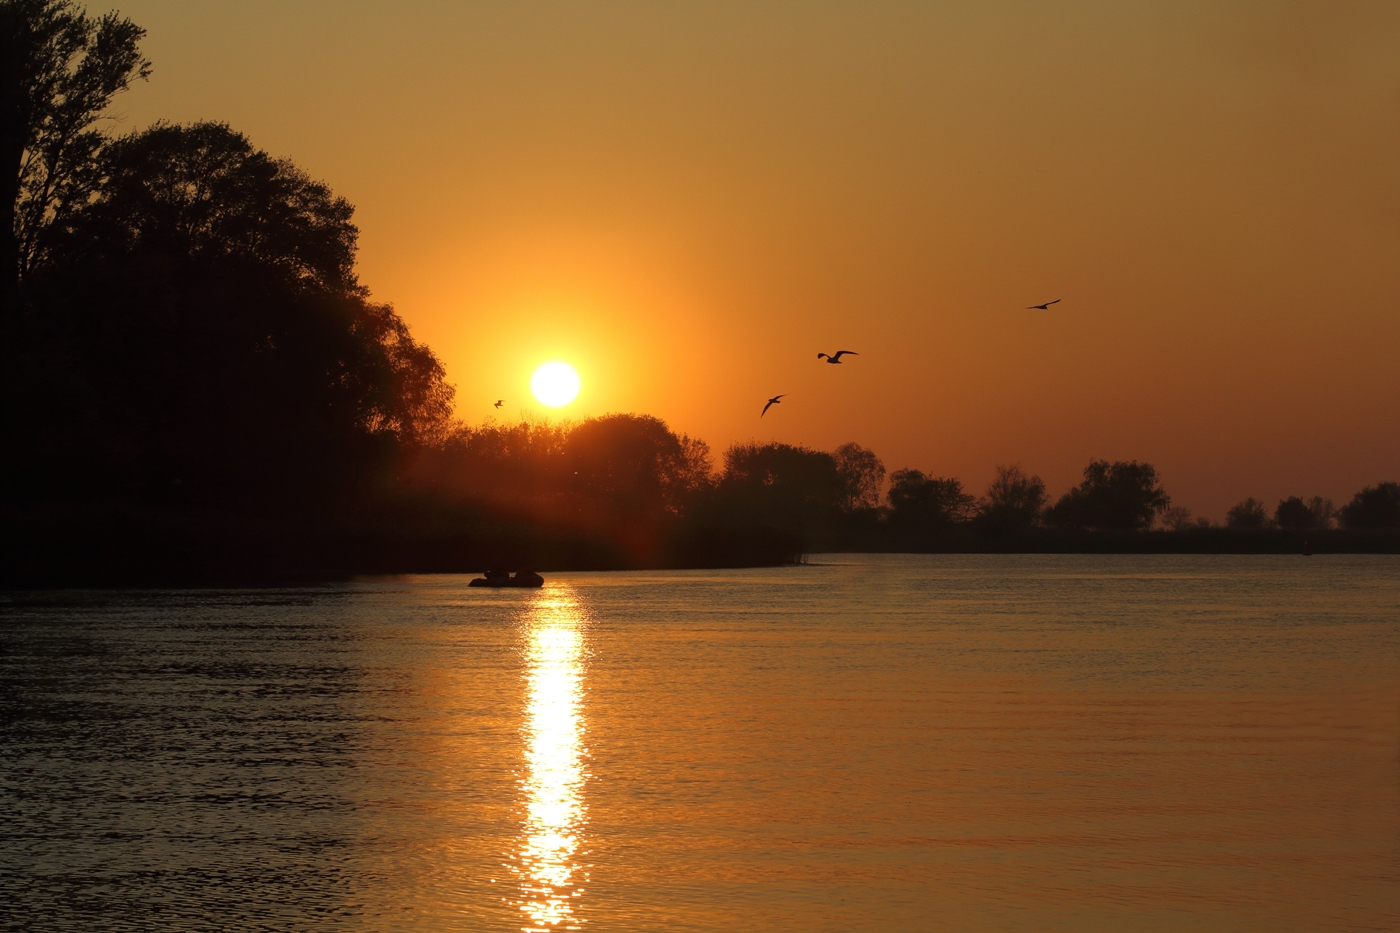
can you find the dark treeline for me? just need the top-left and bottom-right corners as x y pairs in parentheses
(410, 435), (1399, 558)
(2, 2), (1397, 585)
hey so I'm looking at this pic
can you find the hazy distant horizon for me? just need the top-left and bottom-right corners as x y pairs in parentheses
(106, 1), (1400, 519)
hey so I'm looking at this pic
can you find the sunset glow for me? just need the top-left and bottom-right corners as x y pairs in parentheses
(105, 2), (1400, 518)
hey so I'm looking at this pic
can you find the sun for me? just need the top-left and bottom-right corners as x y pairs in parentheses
(531, 362), (580, 407)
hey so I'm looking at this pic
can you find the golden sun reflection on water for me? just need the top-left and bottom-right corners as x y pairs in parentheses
(513, 591), (589, 932)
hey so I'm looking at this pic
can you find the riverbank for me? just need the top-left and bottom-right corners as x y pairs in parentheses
(5, 500), (1395, 588)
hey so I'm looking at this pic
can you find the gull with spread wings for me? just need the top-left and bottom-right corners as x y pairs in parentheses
(761, 394), (785, 417)
(1027, 299), (1061, 310)
(817, 350), (858, 364)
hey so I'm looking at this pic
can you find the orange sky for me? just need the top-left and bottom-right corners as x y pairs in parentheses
(111, 1), (1399, 519)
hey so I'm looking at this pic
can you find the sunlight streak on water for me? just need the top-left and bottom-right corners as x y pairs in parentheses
(513, 590), (589, 931)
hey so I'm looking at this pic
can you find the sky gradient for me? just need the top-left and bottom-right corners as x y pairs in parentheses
(108, 1), (1399, 518)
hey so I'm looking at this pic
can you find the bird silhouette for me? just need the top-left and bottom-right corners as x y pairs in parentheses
(817, 350), (858, 364)
(1027, 299), (1061, 310)
(761, 394), (785, 417)
(494, 399), (503, 408)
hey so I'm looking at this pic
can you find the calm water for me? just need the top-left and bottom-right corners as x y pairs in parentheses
(2, 555), (1398, 932)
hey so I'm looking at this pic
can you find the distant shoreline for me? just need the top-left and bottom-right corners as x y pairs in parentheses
(4, 502), (1395, 589)
(845, 528), (1400, 556)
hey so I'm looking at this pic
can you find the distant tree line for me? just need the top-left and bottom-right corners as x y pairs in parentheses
(409, 423), (1400, 560)
(2, 2), (1396, 583)
(1222, 485), (1399, 533)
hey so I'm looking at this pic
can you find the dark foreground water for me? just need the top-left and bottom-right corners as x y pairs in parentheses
(2, 555), (1397, 932)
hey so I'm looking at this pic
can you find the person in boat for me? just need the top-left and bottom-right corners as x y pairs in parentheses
(469, 568), (544, 587)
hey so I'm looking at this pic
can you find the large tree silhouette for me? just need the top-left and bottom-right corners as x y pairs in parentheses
(1338, 482), (1400, 530)
(977, 463), (1047, 533)
(833, 442), (886, 512)
(886, 469), (975, 537)
(1046, 460), (1170, 531)
(705, 443), (847, 547)
(9, 121), (451, 510)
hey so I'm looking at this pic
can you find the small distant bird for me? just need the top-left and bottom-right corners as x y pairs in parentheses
(494, 399), (503, 408)
(817, 350), (858, 364)
(1027, 299), (1061, 310)
(761, 394), (785, 417)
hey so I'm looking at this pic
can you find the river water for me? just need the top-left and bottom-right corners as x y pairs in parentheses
(2, 555), (1397, 932)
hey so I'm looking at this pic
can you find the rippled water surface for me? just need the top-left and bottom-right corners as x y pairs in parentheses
(3, 555), (1398, 931)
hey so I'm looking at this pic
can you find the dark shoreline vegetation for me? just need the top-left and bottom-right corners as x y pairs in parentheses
(3, 2), (1397, 586)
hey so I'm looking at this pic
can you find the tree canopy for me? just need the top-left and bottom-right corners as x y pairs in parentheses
(1338, 483), (1400, 530)
(978, 463), (1047, 533)
(1226, 498), (1270, 529)
(2, 0), (150, 294)
(886, 470), (975, 535)
(706, 443), (849, 546)
(6, 111), (452, 509)
(833, 442), (885, 512)
(1274, 496), (1315, 530)
(1045, 460), (1170, 531)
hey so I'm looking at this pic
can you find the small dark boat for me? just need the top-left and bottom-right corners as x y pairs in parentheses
(469, 569), (544, 588)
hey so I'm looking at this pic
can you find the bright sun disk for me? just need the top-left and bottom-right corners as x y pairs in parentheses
(532, 362), (580, 407)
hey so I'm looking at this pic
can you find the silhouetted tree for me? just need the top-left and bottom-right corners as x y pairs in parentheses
(9, 121), (451, 509)
(708, 442), (845, 546)
(548, 414), (706, 559)
(1274, 496), (1316, 530)
(833, 441), (885, 512)
(1, 0), (149, 295)
(1161, 505), (1195, 531)
(976, 463), (1046, 533)
(565, 414), (710, 519)
(1306, 496), (1335, 530)
(886, 470), (975, 535)
(1226, 497), (1270, 529)
(1045, 460), (1169, 531)
(676, 435), (716, 499)
(1337, 482), (1400, 530)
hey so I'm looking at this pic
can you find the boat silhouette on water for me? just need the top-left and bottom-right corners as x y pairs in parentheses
(468, 569), (544, 588)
